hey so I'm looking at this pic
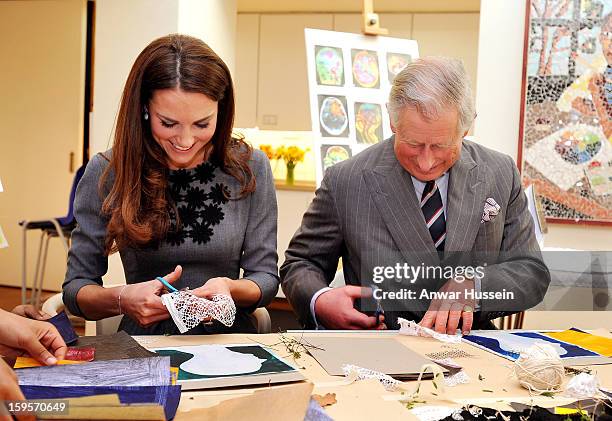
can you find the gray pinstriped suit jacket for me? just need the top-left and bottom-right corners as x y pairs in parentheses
(280, 137), (550, 329)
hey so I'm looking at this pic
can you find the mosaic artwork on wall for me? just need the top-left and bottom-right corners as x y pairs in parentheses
(519, 0), (612, 224)
(305, 29), (419, 185)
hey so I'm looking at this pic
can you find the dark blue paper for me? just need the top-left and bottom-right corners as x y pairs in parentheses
(47, 311), (78, 345)
(21, 384), (182, 420)
(463, 331), (599, 361)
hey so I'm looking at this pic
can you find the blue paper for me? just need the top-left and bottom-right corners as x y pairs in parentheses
(21, 385), (182, 421)
(463, 331), (599, 361)
(47, 311), (78, 345)
(304, 398), (334, 421)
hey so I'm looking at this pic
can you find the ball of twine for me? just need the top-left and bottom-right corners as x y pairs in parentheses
(512, 343), (565, 393)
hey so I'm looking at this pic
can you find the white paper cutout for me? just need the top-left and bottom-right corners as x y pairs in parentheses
(157, 344), (265, 376)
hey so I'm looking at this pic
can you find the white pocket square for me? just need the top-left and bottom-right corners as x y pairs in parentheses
(481, 197), (501, 223)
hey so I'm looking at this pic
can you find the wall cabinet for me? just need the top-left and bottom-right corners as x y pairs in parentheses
(235, 12), (480, 131)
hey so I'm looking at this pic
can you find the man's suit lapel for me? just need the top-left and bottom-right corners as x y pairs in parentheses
(363, 138), (440, 266)
(444, 145), (486, 255)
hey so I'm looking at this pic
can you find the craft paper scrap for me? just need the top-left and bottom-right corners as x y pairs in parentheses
(0, 225), (8, 249)
(0, 177), (3, 192)
(48, 311), (78, 345)
(21, 384), (182, 421)
(14, 357), (87, 369)
(17, 356), (171, 387)
(74, 331), (156, 361)
(462, 331), (599, 361)
(544, 328), (612, 357)
(65, 347), (96, 361)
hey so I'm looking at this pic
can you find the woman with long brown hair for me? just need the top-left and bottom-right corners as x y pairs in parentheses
(62, 34), (278, 334)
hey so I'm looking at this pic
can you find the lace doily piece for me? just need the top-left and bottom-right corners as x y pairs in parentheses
(161, 291), (236, 333)
(426, 349), (474, 360)
(410, 406), (457, 421)
(433, 357), (462, 370)
(398, 318), (462, 343)
(444, 370), (471, 387)
(341, 364), (402, 391)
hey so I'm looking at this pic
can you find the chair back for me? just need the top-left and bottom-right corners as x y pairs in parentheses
(57, 164), (86, 226)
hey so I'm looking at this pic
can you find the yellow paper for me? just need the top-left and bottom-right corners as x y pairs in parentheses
(555, 407), (588, 416)
(545, 329), (612, 357)
(170, 366), (179, 385)
(13, 357), (86, 369)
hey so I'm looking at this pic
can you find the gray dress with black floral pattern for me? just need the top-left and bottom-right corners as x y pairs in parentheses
(62, 149), (279, 335)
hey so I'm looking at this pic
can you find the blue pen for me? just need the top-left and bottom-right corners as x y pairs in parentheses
(156, 276), (178, 292)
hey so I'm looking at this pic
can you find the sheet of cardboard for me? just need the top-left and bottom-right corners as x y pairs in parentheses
(177, 370), (306, 390)
(314, 379), (416, 420)
(174, 381), (314, 421)
(300, 336), (447, 378)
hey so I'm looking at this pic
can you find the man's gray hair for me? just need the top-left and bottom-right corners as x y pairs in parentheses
(388, 56), (475, 137)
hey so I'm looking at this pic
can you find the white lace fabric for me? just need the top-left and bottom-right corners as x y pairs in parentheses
(161, 290), (236, 333)
(342, 364), (402, 391)
(398, 318), (462, 343)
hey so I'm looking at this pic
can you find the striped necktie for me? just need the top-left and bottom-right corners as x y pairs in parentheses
(421, 180), (446, 252)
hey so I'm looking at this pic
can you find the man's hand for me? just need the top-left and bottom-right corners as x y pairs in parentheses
(419, 277), (476, 335)
(192, 277), (232, 300)
(0, 310), (67, 365)
(0, 358), (37, 421)
(314, 286), (386, 330)
(121, 265), (182, 328)
(11, 305), (51, 321)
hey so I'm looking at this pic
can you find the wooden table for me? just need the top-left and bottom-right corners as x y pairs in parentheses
(135, 331), (612, 420)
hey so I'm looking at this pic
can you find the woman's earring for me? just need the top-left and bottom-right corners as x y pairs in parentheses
(143, 107), (149, 121)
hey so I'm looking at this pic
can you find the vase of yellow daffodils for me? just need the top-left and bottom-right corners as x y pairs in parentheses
(259, 144), (308, 185)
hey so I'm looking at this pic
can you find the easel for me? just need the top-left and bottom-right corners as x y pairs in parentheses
(362, 0), (388, 35)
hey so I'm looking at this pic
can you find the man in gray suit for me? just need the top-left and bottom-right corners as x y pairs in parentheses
(281, 57), (550, 334)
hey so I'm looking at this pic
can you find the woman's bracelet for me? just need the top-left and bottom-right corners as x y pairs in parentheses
(117, 285), (128, 315)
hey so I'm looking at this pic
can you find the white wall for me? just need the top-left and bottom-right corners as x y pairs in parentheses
(91, 0), (179, 155)
(178, 0), (237, 74)
(474, 0), (611, 251)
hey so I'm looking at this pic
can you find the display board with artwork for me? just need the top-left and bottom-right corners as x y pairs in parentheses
(518, 0), (612, 224)
(305, 29), (419, 185)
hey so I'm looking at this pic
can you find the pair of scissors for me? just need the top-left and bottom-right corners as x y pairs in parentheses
(371, 285), (384, 326)
(156, 276), (178, 292)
